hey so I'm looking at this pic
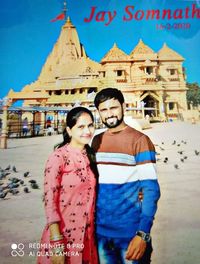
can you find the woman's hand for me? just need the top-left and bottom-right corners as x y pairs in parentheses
(50, 254), (65, 264)
(49, 223), (65, 264)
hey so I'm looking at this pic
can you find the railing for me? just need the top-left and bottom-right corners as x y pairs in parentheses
(2, 119), (105, 138)
(4, 121), (63, 138)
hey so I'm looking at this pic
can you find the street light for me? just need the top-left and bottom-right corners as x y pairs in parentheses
(0, 97), (11, 149)
(139, 101), (146, 118)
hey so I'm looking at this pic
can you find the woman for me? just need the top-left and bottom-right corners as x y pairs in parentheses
(38, 107), (98, 264)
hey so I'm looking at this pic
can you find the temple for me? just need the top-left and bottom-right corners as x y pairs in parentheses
(8, 17), (188, 121)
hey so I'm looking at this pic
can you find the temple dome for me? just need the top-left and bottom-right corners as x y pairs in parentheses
(130, 39), (157, 60)
(101, 43), (129, 63)
(158, 43), (184, 61)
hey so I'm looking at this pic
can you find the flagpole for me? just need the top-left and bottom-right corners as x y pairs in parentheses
(63, 0), (67, 20)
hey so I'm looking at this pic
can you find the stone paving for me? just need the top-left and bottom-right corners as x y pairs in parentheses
(0, 121), (200, 264)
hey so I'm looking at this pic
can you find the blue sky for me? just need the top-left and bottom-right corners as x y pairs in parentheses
(0, 0), (199, 100)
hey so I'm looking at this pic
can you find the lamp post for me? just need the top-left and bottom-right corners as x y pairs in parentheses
(140, 101), (146, 118)
(0, 97), (11, 149)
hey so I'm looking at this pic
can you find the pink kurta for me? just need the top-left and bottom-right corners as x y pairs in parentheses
(37, 144), (98, 264)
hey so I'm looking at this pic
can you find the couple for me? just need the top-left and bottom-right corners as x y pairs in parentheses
(38, 88), (160, 264)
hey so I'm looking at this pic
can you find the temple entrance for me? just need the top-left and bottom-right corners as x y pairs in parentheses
(140, 93), (159, 118)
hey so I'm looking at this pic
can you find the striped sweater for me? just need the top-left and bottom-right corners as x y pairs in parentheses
(92, 126), (160, 238)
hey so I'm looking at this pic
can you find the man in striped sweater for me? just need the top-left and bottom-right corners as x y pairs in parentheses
(92, 88), (160, 264)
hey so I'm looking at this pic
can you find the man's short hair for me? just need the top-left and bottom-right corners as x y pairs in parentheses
(94, 88), (125, 109)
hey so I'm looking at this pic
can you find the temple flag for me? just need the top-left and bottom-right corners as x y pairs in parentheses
(50, 13), (65, 22)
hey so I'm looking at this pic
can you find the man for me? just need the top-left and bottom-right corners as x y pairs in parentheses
(92, 88), (160, 264)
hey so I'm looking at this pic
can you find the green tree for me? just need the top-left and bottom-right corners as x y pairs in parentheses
(186, 82), (200, 107)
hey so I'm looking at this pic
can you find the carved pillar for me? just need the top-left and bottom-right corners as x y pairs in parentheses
(0, 98), (12, 149)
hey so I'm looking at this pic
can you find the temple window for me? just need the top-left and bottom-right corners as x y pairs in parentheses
(117, 70), (123, 76)
(169, 102), (175, 110)
(80, 88), (83, 94)
(65, 90), (69, 95)
(71, 89), (76, 94)
(55, 90), (62, 95)
(169, 69), (176, 75)
(88, 88), (97, 93)
(49, 91), (52, 95)
(99, 71), (106, 77)
(146, 67), (153, 75)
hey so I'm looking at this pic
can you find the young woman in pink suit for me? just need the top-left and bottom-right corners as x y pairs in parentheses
(38, 107), (98, 264)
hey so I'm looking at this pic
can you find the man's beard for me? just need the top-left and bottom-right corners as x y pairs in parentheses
(103, 115), (123, 128)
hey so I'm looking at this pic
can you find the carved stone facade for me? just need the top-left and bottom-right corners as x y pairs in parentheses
(8, 18), (188, 120)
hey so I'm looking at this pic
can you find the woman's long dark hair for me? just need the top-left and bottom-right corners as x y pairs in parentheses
(55, 107), (98, 178)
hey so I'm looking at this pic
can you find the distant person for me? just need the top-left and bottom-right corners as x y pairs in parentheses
(92, 88), (160, 264)
(145, 114), (150, 121)
(46, 117), (52, 128)
(22, 117), (29, 136)
(61, 119), (65, 129)
(35, 123), (41, 136)
(38, 107), (98, 264)
(46, 117), (53, 136)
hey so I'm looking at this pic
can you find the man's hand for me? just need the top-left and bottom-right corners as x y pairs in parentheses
(126, 235), (147, 260)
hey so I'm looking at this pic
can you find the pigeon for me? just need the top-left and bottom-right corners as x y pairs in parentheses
(0, 191), (8, 199)
(7, 182), (20, 189)
(0, 172), (5, 180)
(5, 165), (11, 171)
(9, 177), (20, 184)
(24, 171), (30, 177)
(172, 140), (176, 145)
(181, 140), (187, 144)
(180, 158), (185, 162)
(24, 187), (30, 193)
(177, 144), (181, 147)
(12, 166), (18, 173)
(4, 172), (10, 177)
(163, 157), (168, 163)
(174, 164), (179, 169)
(194, 150), (200, 156)
(178, 151), (183, 155)
(28, 180), (37, 184)
(184, 156), (188, 160)
(30, 182), (39, 189)
(0, 186), (7, 191)
(0, 171), (10, 180)
(20, 180), (24, 185)
(9, 189), (19, 195)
